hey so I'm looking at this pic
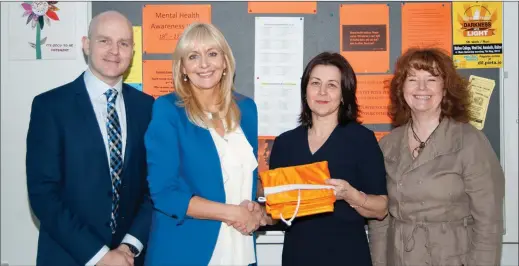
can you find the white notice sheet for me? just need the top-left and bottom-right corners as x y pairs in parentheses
(254, 17), (304, 136)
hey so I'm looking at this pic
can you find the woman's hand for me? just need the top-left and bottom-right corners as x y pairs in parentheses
(326, 178), (387, 219)
(227, 200), (265, 235)
(245, 201), (269, 227)
(325, 179), (364, 206)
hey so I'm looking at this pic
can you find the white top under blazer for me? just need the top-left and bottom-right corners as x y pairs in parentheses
(206, 114), (258, 266)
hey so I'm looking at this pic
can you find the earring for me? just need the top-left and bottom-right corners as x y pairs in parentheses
(183, 74), (188, 82)
(222, 70), (226, 76)
(341, 98), (344, 105)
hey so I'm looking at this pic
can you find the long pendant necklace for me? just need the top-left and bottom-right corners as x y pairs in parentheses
(410, 119), (441, 159)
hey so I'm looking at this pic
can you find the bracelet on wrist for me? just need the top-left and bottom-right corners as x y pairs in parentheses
(350, 191), (368, 209)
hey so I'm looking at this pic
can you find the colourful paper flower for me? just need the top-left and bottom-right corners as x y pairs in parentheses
(21, 1), (60, 59)
(22, 1), (60, 29)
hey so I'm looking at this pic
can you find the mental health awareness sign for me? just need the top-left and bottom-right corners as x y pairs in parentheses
(142, 5), (211, 54)
(452, 2), (502, 69)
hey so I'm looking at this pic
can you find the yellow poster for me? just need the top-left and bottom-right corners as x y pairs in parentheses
(452, 2), (502, 69)
(468, 75), (495, 130)
(123, 26), (143, 84)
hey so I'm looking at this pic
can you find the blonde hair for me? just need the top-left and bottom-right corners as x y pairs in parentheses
(172, 22), (240, 132)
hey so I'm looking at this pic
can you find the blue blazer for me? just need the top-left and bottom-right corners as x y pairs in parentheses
(26, 73), (154, 266)
(144, 92), (258, 265)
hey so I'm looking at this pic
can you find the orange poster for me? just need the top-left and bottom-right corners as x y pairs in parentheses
(340, 4), (390, 73)
(248, 2), (317, 14)
(374, 131), (390, 142)
(143, 60), (174, 99)
(258, 136), (276, 174)
(402, 3), (452, 55)
(142, 5), (211, 54)
(356, 75), (392, 124)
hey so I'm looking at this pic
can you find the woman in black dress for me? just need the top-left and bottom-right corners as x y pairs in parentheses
(266, 52), (388, 265)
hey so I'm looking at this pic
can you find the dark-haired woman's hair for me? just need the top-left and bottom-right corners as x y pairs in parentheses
(299, 52), (359, 128)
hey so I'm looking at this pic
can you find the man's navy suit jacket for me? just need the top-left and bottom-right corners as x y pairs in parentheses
(26, 73), (154, 266)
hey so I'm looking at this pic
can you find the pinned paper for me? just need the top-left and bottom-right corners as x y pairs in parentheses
(374, 131), (390, 142)
(123, 26), (143, 84)
(402, 3), (452, 54)
(142, 60), (174, 98)
(468, 75), (495, 130)
(248, 2), (317, 14)
(254, 17), (304, 136)
(142, 5), (211, 54)
(356, 75), (393, 124)
(452, 2), (503, 68)
(258, 136), (276, 173)
(340, 4), (390, 73)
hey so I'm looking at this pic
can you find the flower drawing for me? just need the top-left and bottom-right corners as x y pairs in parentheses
(21, 1), (60, 59)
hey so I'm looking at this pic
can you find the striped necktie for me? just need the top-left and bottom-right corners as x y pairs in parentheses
(104, 88), (123, 234)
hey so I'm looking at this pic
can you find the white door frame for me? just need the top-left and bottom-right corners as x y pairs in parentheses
(501, 2), (518, 244)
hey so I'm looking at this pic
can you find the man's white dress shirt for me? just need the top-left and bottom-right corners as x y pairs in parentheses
(83, 69), (143, 265)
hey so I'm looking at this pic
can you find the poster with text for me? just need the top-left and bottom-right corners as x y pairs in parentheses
(468, 75), (495, 130)
(9, 2), (76, 60)
(143, 60), (174, 98)
(142, 4), (211, 54)
(402, 2), (452, 54)
(340, 4), (389, 73)
(123, 26), (143, 85)
(356, 75), (393, 124)
(452, 2), (502, 69)
(258, 136), (276, 174)
(248, 2), (317, 14)
(254, 17), (304, 137)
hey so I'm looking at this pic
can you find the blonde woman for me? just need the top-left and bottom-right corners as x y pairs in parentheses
(144, 23), (265, 266)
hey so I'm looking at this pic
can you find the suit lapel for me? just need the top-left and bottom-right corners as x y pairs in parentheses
(73, 74), (110, 174)
(235, 94), (257, 153)
(121, 85), (134, 175)
(194, 121), (226, 202)
(236, 96), (259, 200)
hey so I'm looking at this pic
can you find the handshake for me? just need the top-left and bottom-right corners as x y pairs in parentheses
(226, 200), (270, 235)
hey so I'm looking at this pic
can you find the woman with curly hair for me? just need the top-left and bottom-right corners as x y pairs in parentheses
(368, 48), (505, 266)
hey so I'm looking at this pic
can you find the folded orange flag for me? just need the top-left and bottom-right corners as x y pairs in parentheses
(259, 161), (336, 226)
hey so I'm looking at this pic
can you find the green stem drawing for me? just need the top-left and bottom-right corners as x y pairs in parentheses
(36, 25), (42, 59)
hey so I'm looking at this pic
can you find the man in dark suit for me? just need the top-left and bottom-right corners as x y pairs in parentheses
(26, 11), (153, 266)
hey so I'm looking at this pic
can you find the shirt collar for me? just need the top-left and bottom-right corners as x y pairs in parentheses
(83, 68), (123, 101)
